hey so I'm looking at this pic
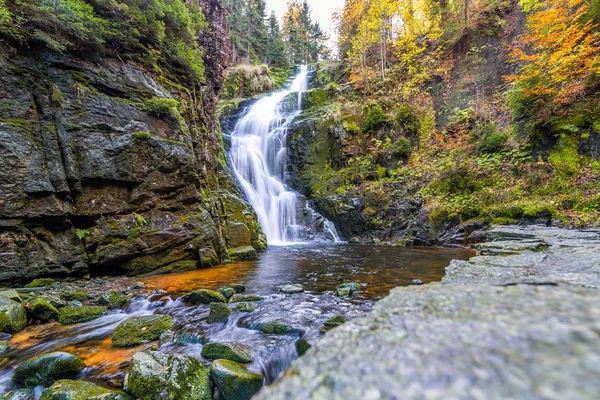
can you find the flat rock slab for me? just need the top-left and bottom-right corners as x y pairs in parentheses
(257, 226), (600, 400)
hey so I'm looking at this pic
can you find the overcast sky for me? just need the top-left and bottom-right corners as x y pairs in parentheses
(264, 0), (345, 45)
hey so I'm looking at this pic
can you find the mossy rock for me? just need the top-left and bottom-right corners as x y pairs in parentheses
(180, 289), (226, 305)
(296, 339), (312, 356)
(98, 291), (127, 309)
(25, 278), (55, 288)
(219, 287), (235, 299)
(24, 298), (58, 322)
(12, 352), (85, 387)
(228, 295), (263, 303)
(279, 284), (304, 294)
(260, 322), (293, 334)
(125, 350), (211, 400)
(39, 379), (131, 399)
(201, 342), (252, 363)
(324, 315), (347, 328)
(209, 359), (263, 400)
(238, 303), (254, 313)
(112, 315), (174, 347)
(62, 290), (89, 302)
(58, 306), (107, 325)
(228, 246), (257, 261)
(207, 303), (231, 324)
(0, 289), (22, 302)
(336, 287), (353, 298)
(225, 284), (246, 293)
(0, 296), (27, 333)
(339, 283), (361, 291)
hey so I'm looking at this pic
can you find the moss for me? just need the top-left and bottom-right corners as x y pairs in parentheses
(39, 379), (130, 400)
(260, 322), (292, 334)
(238, 302), (254, 313)
(228, 295), (263, 303)
(112, 315), (174, 347)
(324, 315), (347, 327)
(25, 278), (55, 288)
(133, 131), (152, 141)
(180, 289), (226, 305)
(491, 217), (520, 225)
(363, 105), (391, 132)
(144, 97), (180, 116)
(50, 84), (65, 108)
(0, 297), (27, 333)
(98, 290), (127, 309)
(63, 290), (88, 302)
(477, 132), (508, 154)
(24, 297), (58, 321)
(209, 359), (263, 400)
(207, 303), (231, 323)
(201, 342), (252, 363)
(58, 306), (107, 325)
(12, 352), (85, 387)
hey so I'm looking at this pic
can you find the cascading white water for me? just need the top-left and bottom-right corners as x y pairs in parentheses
(230, 66), (340, 244)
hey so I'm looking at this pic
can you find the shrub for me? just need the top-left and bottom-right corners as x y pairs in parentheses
(388, 137), (412, 159)
(477, 132), (508, 154)
(430, 164), (478, 195)
(363, 105), (390, 132)
(393, 104), (420, 137)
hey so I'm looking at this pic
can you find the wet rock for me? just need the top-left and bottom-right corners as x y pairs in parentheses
(475, 239), (548, 256)
(228, 246), (257, 261)
(24, 278), (55, 288)
(411, 279), (423, 285)
(58, 306), (107, 325)
(43, 295), (67, 309)
(279, 284), (304, 294)
(2, 389), (33, 400)
(238, 303), (254, 313)
(260, 322), (294, 334)
(225, 284), (246, 293)
(295, 339), (311, 356)
(210, 359), (263, 400)
(339, 282), (361, 291)
(348, 237), (360, 244)
(125, 350), (211, 400)
(68, 301), (83, 307)
(112, 315), (174, 347)
(207, 303), (231, 323)
(39, 380), (131, 400)
(180, 289), (226, 305)
(220, 287), (235, 299)
(24, 298), (58, 322)
(335, 286), (353, 298)
(228, 294), (263, 303)
(129, 283), (145, 291)
(0, 297), (27, 333)
(62, 290), (88, 302)
(324, 315), (347, 328)
(98, 291), (127, 309)
(12, 352), (85, 387)
(0, 290), (22, 302)
(0, 341), (7, 353)
(159, 330), (175, 345)
(201, 342), (252, 363)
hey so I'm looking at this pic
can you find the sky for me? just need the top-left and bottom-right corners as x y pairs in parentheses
(264, 0), (345, 46)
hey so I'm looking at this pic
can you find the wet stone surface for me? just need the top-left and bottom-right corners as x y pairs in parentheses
(256, 226), (600, 400)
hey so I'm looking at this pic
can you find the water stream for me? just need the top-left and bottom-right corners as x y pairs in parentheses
(229, 66), (339, 244)
(0, 245), (474, 395)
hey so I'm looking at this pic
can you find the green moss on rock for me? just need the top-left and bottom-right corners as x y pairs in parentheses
(12, 352), (85, 387)
(180, 289), (226, 305)
(228, 295), (263, 303)
(24, 298), (58, 322)
(209, 359), (263, 400)
(112, 315), (174, 347)
(25, 278), (55, 288)
(238, 303), (254, 313)
(201, 342), (252, 363)
(62, 290), (89, 302)
(207, 303), (231, 324)
(0, 296), (27, 333)
(39, 379), (131, 400)
(260, 322), (292, 334)
(324, 315), (347, 328)
(98, 291), (127, 309)
(125, 350), (211, 400)
(58, 306), (107, 325)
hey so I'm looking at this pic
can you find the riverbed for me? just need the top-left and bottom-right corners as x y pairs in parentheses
(0, 244), (473, 395)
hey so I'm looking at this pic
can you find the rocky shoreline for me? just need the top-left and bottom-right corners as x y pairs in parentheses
(255, 225), (600, 399)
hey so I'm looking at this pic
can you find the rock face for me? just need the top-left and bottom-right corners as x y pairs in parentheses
(0, 0), (265, 284)
(39, 380), (131, 400)
(112, 315), (174, 347)
(256, 226), (600, 399)
(125, 350), (211, 400)
(12, 352), (85, 387)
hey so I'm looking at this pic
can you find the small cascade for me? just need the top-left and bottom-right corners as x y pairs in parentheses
(229, 66), (340, 244)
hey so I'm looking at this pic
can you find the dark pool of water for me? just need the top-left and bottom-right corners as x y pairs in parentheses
(0, 244), (473, 395)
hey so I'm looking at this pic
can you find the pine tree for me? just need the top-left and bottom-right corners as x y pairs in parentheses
(267, 11), (289, 68)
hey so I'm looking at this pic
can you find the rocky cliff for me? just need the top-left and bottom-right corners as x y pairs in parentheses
(0, 0), (266, 284)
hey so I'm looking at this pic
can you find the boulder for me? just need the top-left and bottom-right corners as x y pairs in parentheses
(0, 289), (22, 302)
(220, 287), (235, 299)
(228, 295), (263, 303)
(12, 352), (85, 387)
(207, 303), (231, 323)
(0, 296), (27, 333)
(112, 315), (174, 347)
(58, 306), (107, 325)
(180, 289), (226, 305)
(260, 321), (293, 334)
(98, 291), (127, 309)
(24, 298), (59, 322)
(335, 287), (353, 298)
(279, 284), (304, 294)
(201, 342), (252, 363)
(124, 350), (211, 400)
(39, 380), (131, 400)
(339, 283), (361, 291)
(24, 278), (55, 288)
(62, 290), (88, 302)
(224, 284), (246, 293)
(238, 303), (254, 313)
(210, 359), (263, 400)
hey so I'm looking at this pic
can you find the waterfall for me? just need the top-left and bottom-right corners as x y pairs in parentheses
(229, 66), (340, 245)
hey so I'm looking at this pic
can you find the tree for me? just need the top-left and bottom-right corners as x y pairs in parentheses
(267, 11), (288, 68)
(282, 0), (326, 64)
